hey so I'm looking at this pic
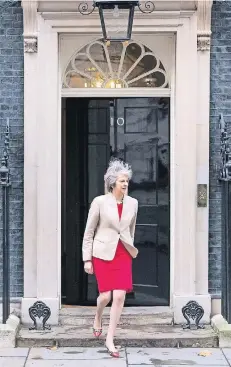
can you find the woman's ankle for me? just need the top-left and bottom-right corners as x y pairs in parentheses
(105, 338), (114, 347)
(93, 313), (102, 327)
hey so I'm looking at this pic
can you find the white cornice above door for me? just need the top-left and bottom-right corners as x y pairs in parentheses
(37, 0), (197, 13)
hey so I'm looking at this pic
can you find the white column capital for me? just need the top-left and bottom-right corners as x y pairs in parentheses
(197, 0), (213, 52)
(22, 1), (38, 53)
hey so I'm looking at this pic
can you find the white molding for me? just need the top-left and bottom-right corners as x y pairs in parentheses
(22, 1), (38, 53)
(38, 1), (197, 13)
(39, 15), (186, 31)
(197, 0), (213, 52)
(61, 88), (171, 98)
(40, 10), (196, 22)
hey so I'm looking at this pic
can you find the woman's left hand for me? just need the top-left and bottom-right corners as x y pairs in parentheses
(84, 261), (93, 274)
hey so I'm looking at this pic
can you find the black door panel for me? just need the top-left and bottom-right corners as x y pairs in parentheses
(62, 97), (170, 306)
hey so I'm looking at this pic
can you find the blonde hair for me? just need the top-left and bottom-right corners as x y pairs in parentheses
(104, 158), (132, 194)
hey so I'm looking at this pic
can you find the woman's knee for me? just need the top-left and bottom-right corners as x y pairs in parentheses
(100, 291), (111, 305)
(113, 290), (126, 304)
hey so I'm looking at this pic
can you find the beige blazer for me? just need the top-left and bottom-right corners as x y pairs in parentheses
(82, 193), (138, 261)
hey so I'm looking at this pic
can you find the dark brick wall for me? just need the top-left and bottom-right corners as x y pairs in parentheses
(209, 0), (231, 297)
(0, 1), (24, 298)
(0, 0), (227, 300)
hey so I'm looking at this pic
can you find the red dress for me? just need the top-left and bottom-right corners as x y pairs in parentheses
(92, 203), (133, 293)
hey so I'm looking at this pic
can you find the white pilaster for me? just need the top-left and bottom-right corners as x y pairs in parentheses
(21, 11), (60, 325)
(174, 15), (197, 294)
(173, 13), (208, 323)
(173, 2), (213, 324)
(36, 15), (59, 312)
(195, 0), (213, 301)
(22, 0), (38, 299)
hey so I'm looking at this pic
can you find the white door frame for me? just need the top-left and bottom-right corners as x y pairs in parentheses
(21, 4), (212, 325)
(62, 88), (173, 307)
(60, 31), (175, 308)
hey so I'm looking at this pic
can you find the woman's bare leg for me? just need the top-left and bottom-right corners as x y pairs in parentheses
(93, 291), (111, 329)
(106, 290), (126, 351)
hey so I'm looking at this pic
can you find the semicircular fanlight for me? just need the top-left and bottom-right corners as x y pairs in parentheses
(62, 39), (169, 89)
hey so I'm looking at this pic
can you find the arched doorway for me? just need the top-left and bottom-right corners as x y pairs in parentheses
(61, 38), (170, 306)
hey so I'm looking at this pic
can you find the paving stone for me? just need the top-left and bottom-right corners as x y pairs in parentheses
(126, 347), (228, 365)
(25, 361), (126, 367)
(0, 348), (29, 357)
(222, 348), (231, 362)
(0, 357), (26, 367)
(28, 347), (126, 360)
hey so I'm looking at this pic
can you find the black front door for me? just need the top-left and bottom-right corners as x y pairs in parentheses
(62, 97), (170, 306)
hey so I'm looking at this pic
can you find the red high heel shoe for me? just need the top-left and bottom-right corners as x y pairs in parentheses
(105, 345), (120, 358)
(93, 327), (102, 338)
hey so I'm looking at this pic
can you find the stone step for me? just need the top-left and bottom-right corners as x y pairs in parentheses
(59, 306), (173, 326)
(17, 324), (218, 348)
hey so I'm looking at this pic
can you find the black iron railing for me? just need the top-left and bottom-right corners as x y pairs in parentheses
(0, 119), (11, 323)
(219, 113), (231, 323)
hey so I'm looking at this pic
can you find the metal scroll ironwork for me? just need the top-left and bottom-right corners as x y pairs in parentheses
(182, 301), (205, 330)
(78, 2), (96, 15)
(138, 1), (155, 13)
(29, 301), (51, 330)
(219, 114), (231, 323)
(78, 1), (155, 15)
(0, 119), (11, 324)
(219, 113), (231, 181)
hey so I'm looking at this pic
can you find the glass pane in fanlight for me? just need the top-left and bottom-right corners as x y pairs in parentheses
(74, 54), (93, 75)
(87, 42), (109, 75)
(128, 71), (167, 88)
(126, 54), (158, 82)
(121, 42), (143, 77)
(74, 53), (105, 87)
(64, 72), (88, 88)
(104, 78), (126, 88)
(103, 8), (130, 40)
(65, 71), (106, 88)
(106, 41), (123, 74)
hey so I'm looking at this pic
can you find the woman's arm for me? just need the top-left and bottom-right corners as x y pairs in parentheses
(130, 199), (138, 242)
(82, 198), (100, 262)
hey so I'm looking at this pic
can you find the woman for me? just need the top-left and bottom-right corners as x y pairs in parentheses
(82, 158), (138, 358)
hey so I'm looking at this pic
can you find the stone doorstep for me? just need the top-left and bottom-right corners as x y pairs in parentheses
(59, 315), (173, 326)
(60, 306), (172, 316)
(0, 314), (20, 348)
(17, 324), (218, 348)
(211, 314), (231, 348)
(59, 306), (173, 326)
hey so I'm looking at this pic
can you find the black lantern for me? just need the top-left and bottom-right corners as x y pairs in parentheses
(78, 1), (155, 41)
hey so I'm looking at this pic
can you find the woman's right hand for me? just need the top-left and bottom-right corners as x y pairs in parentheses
(84, 261), (93, 275)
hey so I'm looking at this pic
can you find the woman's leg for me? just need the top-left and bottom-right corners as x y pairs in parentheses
(105, 290), (126, 351)
(94, 291), (111, 329)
